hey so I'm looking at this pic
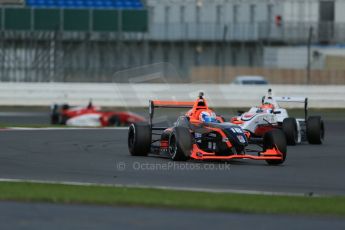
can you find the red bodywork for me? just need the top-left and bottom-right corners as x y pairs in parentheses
(231, 111), (278, 137)
(253, 124), (275, 137)
(60, 104), (145, 126)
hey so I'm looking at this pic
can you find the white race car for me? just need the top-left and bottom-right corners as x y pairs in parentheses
(231, 89), (324, 145)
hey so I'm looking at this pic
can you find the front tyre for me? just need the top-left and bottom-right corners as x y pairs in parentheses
(306, 116), (324, 144)
(264, 129), (287, 165)
(128, 123), (151, 156)
(282, 117), (298, 145)
(168, 127), (192, 161)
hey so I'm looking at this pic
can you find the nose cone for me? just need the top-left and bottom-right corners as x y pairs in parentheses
(225, 126), (248, 147)
(207, 122), (248, 146)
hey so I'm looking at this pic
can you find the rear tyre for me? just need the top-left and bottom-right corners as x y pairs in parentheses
(60, 115), (68, 125)
(51, 114), (60, 124)
(168, 127), (192, 161)
(50, 104), (60, 124)
(128, 122), (151, 156)
(282, 118), (298, 145)
(306, 116), (324, 144)
(264, 129), (287, 165)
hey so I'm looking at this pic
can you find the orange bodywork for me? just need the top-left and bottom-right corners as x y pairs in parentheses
(187, 124), (282, 161)
(151, 97), (283, 162)
(190, 143), (283, 160)
(160, 140), (169, 148)
(204, 126), (232, 148)
(231, 117), (244, 125)
(151, 97), (215, 123)
(151, 100), (195, 108)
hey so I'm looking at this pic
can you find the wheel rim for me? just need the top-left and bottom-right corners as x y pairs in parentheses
(128, 125), (135, 150)
(169, 135), (177, 158)
(320, 122), (325, 141)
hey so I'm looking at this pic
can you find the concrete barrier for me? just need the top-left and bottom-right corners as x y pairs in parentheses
(0, 83), (344, 108)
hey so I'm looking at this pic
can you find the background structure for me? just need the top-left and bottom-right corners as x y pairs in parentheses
(0, 0), (344, 84)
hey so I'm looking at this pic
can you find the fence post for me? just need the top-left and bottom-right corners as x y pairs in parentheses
(307, 26), (313, 85)
(221, 25), (228, 84)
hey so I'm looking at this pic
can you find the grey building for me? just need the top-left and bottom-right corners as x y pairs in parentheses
(146, 0), (341, 42)
(1, 0), (342, 82)
(140, 0), (343, 76)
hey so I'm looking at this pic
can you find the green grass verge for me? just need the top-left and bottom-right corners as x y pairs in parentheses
(1, 181), (345, 216)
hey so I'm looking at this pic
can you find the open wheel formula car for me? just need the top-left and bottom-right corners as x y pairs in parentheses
(128, 93), (287, 165)
(231, 89), (324, 145)
(51, 101), (145, 127)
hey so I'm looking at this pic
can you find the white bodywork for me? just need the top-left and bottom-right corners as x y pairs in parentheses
(232, 75), (268, 85)
(239, 108), (277, 133)
(234, 90), (307, 143)
(66, 113), (102, 127)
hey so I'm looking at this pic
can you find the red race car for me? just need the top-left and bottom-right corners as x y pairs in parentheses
(51, 102), (145, 127)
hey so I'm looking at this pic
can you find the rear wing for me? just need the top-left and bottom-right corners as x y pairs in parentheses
(262, 89), (309, 120)
(149, 100), (194, 129)
(275, 96), (308, 121)
(275, 96), (307, 104)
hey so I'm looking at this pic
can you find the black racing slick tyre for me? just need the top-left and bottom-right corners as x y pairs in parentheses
(282, 117), (298, 145)
(306, 116), (324, 144)
(168, 127), (192, 161)
(128, 122), (151, 156)
(51, 114), (60, 124)
(263, 129), (287, 165)
(60, 115), (68, 125)
(50, 104), (60, 124)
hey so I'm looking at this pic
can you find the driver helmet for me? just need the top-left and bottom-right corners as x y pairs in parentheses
(260, 102), (274, 110)
(199, 111), (217, 123)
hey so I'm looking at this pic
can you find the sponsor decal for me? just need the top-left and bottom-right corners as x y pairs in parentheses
(230, 127), (243, 134)
(237, 135), (246, 143)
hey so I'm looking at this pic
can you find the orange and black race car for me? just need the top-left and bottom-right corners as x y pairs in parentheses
(128, 93), (287, 165)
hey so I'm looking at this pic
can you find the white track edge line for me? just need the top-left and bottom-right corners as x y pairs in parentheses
(0, 178), (321, 197)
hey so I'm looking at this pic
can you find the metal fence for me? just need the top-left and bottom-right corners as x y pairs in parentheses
(0, 22), (344, 84)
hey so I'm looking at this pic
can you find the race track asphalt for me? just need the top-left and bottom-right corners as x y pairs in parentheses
(0, 112), (49, 125)
(0, 120), (344, 195)
(1, 201), (345, 230)
(1, 119), (345, 229)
